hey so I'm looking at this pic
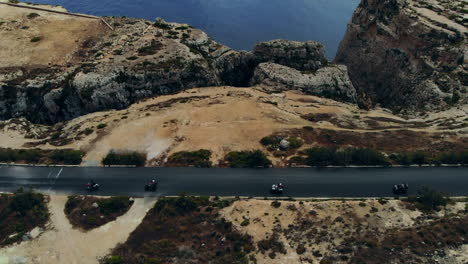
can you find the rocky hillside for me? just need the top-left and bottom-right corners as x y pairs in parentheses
(0, 4), (356, 124)
(336, 0), (467, 112)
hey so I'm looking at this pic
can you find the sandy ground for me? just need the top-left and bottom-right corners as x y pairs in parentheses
(0, 1), (106, 67)
(221, 199), (467, 264)
(0, 195), (156, 264)
(1, 86), (466, 166)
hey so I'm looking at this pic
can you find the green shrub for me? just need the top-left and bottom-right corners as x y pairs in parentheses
(30, 36), (42, 42)
(97, 123), (107, 129)
(83, 128), (94, 135)
(26, 13), (40, 19)
(166, 149), (212, 168)
(102, 150), (147, 166)
(9, 189), (46, 216)
(98, 196), (131, 215)
(50, 149), (83, 165)
(260, 136), (281, 146)
(154, 18), (172, 29)
(224, 150), (271, 168)
(289, 156), (306, 165)
(416, 186), (450, 211)
(154, 196), (208, 216)
(65, 196), (79, 214)
(288, 137), (303, 149)
(296, 244), (306, 255)
(304, 147), (388, 166)
(270, 201), (281, 208)
(105, 256), (124, 264)
(126, 56), (138, 61)
(138, 40), (163, 56)
(240, 219), (250, 226)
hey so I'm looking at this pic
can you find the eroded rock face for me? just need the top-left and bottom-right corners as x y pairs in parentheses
(336, 0), (467, 111)
(0, 17), (251, 124)
(0, 14), (356, 124)
(251, 63), (357, 103)
(253, 39), (328, 71)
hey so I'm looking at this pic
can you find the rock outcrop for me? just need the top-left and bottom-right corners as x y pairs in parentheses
(0, 9), (356, 124)
(250, 63), (357, 103)
(253, 39), (328, 71)
(336, 0), (467, 111)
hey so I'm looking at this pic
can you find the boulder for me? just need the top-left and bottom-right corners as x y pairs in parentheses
(254, 39), (328, 71)
(251, 63), (357, 103)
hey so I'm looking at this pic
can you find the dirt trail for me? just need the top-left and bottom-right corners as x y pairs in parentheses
(0, 195), (156, 264)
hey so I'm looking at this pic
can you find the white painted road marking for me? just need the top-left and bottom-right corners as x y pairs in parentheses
(55, 168), (63, 179)
(47, 168), (64, 192)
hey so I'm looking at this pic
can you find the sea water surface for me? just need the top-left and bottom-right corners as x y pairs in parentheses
(24, 0), (360, 59)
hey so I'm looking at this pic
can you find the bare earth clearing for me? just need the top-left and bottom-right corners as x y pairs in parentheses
(0, 195), (155, 264)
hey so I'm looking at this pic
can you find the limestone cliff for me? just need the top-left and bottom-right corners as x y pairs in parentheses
(0, 7), (357, 124)
(336, 0), (467, 112)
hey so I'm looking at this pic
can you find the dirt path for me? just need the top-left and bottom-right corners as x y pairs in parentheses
(0, 195), (156, 264)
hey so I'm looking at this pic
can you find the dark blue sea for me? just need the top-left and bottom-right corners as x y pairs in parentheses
(25, 0), (360, 59)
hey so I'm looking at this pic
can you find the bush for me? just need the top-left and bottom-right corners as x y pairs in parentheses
(270, 201), (281, 208)
(288, 137), (303, 149)
(65, 196), (79, 214)
(97, 123), (107, 129)
(304, 147), (388, 166)
(50, 149), (83, 165)
(30, 36), (42, 42)
(240, 219), (250, 226)
(154, 17), (172, 29)
(26, 13), (40, 19)
(154, 196), (208, 216)
(83, 128), (94, 135)
(98, 196), (131, 215)
(296, 244), (306, 255)
(126, 56), (138, 61)
(224, 150), (271, 168)
(138, 40), (163, 56)
(260, 136), (281, 146)
(9, 189), (46, 216)
(102, 150), (147, 166)
(166, 149), (212, 168)
(416, 186), (450, 211)
(105, 256), (124, 264)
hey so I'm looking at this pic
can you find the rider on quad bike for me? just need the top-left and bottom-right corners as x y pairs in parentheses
(271, 183), (284, 194)
(145, 179), (158, 191)
(86, 180), (99, 192)
(392, 182), (408, 195)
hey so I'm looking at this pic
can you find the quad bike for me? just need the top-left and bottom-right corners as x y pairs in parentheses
(392, 183), (408, 195)
(270, 183), (284, 195)
(145, 179), (158, 192)
(86, 181), (99, 192)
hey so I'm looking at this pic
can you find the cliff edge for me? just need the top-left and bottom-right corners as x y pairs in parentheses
(336, 0), (467, 112)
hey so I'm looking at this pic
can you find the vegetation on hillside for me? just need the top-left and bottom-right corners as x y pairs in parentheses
(166, 149), (212, 168)
(224, 150), (272, 168)
(65, 196), (133, 230)
(0, 148), (83, 165)
(0, 189), (49, 246)
(105, 196), (254, 264)
(102, 151), (147, 166)
(293, 147), (390, 167)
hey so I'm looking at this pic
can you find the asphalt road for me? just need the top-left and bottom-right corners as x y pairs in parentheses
(0, 166), (467, 197)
